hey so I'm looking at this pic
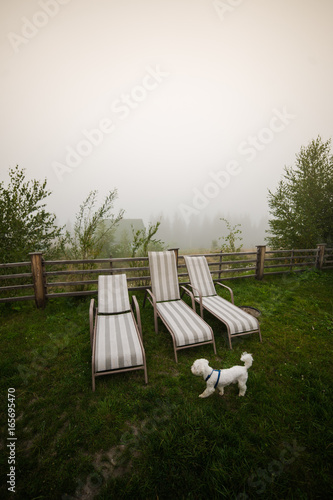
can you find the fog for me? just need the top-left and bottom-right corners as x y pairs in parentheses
(1, 0), (332, 248)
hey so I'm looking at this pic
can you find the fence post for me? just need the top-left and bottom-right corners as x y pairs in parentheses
(256, 245), (266, 280)
(218, 253), (223, 279)
(316, 243), (326, 270)
(29, 252), (47, 308)
(290, 249), (294, 272)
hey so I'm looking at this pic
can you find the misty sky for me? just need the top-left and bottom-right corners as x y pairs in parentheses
(1, 0), (332, 231)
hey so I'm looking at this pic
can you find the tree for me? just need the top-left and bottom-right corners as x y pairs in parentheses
(0, 166), (62, 263)
(218, 217), (243, 253)
(128, 221), (164, 287)
(130, 221), (164, 257)
(266, 136), (333, 249)
(60, 190), (124, 260)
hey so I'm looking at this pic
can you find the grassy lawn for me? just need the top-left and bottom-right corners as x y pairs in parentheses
(0, 270), (332, 499)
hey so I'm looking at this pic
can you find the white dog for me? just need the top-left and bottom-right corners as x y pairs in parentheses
(191, 352), (253, 398)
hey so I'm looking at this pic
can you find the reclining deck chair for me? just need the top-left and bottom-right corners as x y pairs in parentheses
(146, 251), (216, 362)
(90, 274), (148, 391)
(184, 255), (262, 349)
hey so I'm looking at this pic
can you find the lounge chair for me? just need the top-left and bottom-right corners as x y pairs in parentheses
(146, 251), (216, 362)
(184, 255), (262, 349)
(90, 274), (148, 391)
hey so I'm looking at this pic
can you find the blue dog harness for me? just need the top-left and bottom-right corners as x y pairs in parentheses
(205, 369), (221, 389)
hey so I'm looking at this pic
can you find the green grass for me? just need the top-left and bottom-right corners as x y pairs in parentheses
(0, 270), (332, 499)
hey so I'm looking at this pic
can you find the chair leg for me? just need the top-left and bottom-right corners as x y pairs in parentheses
(144, 366), (148, 384)
(143, 289), (148, 308)
(174, 345), (178, 363)
(154, 309), (158, 334)
(258, 325), (262, 343)
(212, 336), (217, 355)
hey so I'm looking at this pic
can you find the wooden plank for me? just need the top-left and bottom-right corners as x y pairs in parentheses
(212, 267), (256, 274)
(0, 295), (35, 303)
(207, 259), (257, 266)
(0, 273), (32, 280)
(0, 284), (34, 291)
(44, 256), (149, 265)
(0, 262), (30, 268)
(44, 266), (150, 276)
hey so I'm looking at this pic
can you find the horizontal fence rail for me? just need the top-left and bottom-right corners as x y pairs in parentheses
(0, 244), (331, 308)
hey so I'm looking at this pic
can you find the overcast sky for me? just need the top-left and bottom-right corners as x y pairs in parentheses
(1, 0), (332, 230)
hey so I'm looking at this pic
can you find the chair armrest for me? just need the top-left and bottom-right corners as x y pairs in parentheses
(89, 298), (95, 348)
(131, 295), (142, 338)
(185, 283), (201, 297)
(183, 284), (204, 317)
(181, 285), (196, 310)
(146, 288), (159, 334)
(142, 288), (149, 308)
(216, 282), (234, 304)
(146, 288), (157, 309)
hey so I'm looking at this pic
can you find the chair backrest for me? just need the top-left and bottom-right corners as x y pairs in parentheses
(148, 251), (180, 302)
(184, 256), (216, 297)
(98, 274), (130, 314)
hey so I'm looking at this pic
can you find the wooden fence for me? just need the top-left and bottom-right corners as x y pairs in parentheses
(0, 244), (332, 308)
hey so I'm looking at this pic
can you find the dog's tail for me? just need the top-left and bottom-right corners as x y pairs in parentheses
(240, 352), (253, 369)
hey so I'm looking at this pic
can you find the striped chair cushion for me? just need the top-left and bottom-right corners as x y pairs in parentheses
(156, 300), (213, 347)
(95, 312), (143, 372)
(148, 251), (180, 302)
(98, 274), (130, 314)
(201, 296), (259, 335)
(184, 256), (216, 297)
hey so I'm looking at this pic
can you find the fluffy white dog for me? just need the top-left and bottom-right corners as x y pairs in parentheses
(191, 352), (253, 398)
